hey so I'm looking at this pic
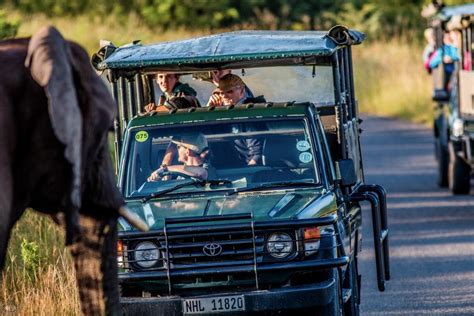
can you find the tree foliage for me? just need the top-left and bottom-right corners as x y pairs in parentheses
(1, 0), (473, 38)
(0, 10), (19, 39)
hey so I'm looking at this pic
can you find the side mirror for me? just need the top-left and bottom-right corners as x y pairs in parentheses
(335, 159), (357, 187)
(432, 89), (450, 102)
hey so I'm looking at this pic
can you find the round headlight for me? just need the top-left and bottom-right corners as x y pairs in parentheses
(266, 232), (293, 258)
(134, 241), (160, 268)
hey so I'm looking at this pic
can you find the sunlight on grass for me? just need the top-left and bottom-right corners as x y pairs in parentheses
(0, 211), (80, 315)
(11, 11), (208, 54)
(353, 40), (433, 124)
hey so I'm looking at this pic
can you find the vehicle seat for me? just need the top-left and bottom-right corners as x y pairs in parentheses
(251, 135), (312, 183)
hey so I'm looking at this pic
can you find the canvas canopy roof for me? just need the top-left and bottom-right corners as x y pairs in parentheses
(94, 26), (365, 72)
(435, 3), (474, 21)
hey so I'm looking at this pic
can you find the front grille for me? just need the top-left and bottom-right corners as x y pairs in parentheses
(167, 230), (264, 268)
(118, 213), (341, 295)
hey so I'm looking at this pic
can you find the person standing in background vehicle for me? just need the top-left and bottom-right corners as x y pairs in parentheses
(423, 28), (436, 73)
(145, 72), (197, 112)
(428, 31), (460, 91)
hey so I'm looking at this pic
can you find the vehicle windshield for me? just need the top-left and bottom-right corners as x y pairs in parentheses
(123, 118), (320, 198)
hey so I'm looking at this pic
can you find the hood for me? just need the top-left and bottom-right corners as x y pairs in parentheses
(119, 188), (337, 231)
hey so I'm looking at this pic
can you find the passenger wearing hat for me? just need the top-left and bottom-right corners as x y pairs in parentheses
(207, 74), (265, 107)
(210, 70), (254, 96)
(147, 133), (211, 181)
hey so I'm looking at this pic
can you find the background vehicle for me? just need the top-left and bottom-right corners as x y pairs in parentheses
(428, 3), (474, 194)
(94, 26), (390, 315)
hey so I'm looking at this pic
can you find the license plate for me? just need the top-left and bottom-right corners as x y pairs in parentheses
(183, 295), (245, 314)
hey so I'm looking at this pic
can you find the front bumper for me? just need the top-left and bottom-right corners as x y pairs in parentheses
(121, 278), (336, 315)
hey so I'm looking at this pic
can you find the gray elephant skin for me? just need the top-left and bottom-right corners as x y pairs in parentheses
(0, 26), (124, 315)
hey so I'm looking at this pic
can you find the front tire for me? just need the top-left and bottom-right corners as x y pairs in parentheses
(344, 260), (360, 316)
(448, 142), (471, 194)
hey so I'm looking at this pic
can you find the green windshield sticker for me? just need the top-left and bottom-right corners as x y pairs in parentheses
(135, 131), (149, 142)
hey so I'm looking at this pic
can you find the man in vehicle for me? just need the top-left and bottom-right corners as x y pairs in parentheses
(145, 72), (197, 112)
(210, 70), (254, 97)
(207, 73), (264, 107)
(147, 133), (210, 181)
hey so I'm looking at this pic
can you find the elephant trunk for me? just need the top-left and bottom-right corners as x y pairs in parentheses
(69, 214), (119, 315)
(119, 206), (149, 232)
(69, 207), (147, 315)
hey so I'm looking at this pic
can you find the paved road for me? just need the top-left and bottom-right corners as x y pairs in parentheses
(358, 116), (474, 315)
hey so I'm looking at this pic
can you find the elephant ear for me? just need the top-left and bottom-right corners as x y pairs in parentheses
(68, 41), (117, 136)
(25, 26), (82, 210)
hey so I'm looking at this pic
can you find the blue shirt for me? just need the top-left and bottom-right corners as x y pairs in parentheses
(429, 45), (459, 72)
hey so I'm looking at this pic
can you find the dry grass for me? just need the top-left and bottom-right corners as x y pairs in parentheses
(0, 211), (80, 315)
(353, 39), (433, 124)
(10, 11), (208, 54)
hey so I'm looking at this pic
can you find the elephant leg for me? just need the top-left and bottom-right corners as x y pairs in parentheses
(0, 96), (14, 270)
(101, 216), (120, 314)
(0, 171), (12, 269)
(69, 213), (119, 315)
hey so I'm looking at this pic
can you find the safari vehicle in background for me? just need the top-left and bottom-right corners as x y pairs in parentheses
(93, 26), (390, 315)
(428, 3), (474, 194)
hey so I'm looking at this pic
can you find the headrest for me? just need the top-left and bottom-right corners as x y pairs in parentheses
(263, 135), (312, 168)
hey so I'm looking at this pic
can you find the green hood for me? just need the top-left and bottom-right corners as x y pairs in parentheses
(120, 188), (337, 231)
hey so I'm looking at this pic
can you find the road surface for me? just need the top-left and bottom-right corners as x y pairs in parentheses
(359, 116), (474, 315)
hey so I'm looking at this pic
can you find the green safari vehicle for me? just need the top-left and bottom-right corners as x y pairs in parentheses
(427, 3), (474, 194)
(94, 25), (390, 315)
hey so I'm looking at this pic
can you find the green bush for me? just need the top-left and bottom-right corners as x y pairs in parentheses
(3, 0), (472, 36)
(20, 239), (40, 279)
(0, 10), (19, 39)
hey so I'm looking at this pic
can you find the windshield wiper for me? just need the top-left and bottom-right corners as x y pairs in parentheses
(141, 179), (232, 203)
(227, 181), (319, 196)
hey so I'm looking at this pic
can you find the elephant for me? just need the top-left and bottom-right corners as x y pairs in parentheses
(0, 26), (146, 314)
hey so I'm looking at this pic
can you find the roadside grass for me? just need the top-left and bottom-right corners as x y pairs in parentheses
(353, 39), (433, 124)
(1, 12), (433, 314)
(0, 211), (80, 315)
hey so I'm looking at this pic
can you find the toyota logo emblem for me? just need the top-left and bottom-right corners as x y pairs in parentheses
(203, 243), (223, 257)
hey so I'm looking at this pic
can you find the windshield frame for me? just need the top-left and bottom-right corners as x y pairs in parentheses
(119, 115), (323, 199)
